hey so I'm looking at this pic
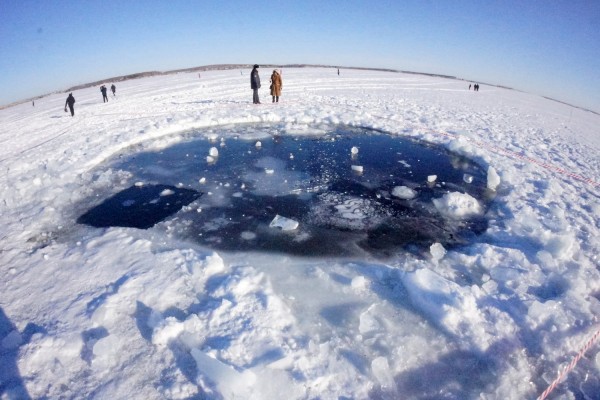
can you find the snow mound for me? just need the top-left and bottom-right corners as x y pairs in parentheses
(401, 268), (494, 351)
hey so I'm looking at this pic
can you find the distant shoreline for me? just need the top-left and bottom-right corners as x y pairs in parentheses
(2, 64), (597, 116)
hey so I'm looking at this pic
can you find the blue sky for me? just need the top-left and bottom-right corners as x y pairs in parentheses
(1, 0), (599, 112)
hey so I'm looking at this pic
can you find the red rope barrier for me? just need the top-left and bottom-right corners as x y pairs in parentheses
(427, 129), (599, 187)
(537, 327), (600, 400)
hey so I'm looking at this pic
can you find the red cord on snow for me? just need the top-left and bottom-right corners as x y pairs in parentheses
(428, 130), (599, 187)
(537, 327), (600, 400)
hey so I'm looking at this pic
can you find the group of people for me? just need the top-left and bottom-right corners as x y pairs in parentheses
(250, 64), (282, 104)
(469, 83), (480, 91)
(64, 83), (116, 116)
(64, 64), (284, 117)
(100, 84), (116, 102)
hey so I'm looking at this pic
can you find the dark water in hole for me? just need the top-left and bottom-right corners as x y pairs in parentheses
(80, 124), (494, 258)
(77, 184), (201, 229)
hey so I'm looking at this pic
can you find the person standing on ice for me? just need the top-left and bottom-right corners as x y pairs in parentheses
(111, 84), (116, 97)
(100, 85), (109, 102)
(64, 93), (75, 116)
(270, 69), (282, 103)
(251, 64), (261, 104)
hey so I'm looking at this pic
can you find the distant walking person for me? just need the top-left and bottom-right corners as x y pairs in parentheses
(100, 85), (108, 102)
(270, 69), (282, 103)
(251, 64), (261, 104)
(469, 84), (472, 90)
(338, 68), (340, 76)
(64, 93), (75, 116)
(111, 84), (116, 96)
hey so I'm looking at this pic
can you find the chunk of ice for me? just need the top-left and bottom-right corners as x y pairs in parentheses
(190, 348), (256, 399)
(392, 186), (417, 200)
(371, 357), (395, 388)
(351, 165), (364, 173)
(427, 175), (437, 183)
(463, 174), (473, 183)
(351, 146), (359, 155)
(209, 147), (219, 157)
(269, 214), (299, 231)
(487, 166), (500, 191)
(432, 191), (482, 219)
(430, 242), (446, 262)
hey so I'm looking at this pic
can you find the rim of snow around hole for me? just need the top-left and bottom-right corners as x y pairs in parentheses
(75, 123), (497, 259)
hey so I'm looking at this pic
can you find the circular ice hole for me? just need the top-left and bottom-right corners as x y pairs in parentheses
(84, 124), (495, 258)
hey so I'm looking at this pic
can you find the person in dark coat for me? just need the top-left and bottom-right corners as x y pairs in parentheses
(64, 93), (75, 116)
(111, 84), (116, 96)
(250, 64), (261, 104)
(100, 85), (108, 102)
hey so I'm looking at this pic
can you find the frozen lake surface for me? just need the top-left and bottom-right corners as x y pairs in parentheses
(79, 124), (493, 258)
(1, 68), (598, 400)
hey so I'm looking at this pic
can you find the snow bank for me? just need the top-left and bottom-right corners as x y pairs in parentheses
(401, 268), (495, 351)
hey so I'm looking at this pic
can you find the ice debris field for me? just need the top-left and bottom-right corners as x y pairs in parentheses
(0, 68), (599, 399)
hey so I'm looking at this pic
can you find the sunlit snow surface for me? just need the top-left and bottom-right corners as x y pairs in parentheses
(1, 68), (599, 400)
(80, 125), (493, 257)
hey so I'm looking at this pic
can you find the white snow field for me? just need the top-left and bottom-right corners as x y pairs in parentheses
(1, 68), (599, 399)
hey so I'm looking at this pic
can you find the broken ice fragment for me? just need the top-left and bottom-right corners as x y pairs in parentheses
(430, 242), (447, 262)
(199, 177), (206, 184)
(351, 165), (364, 173)
(207, 155), (215, 163)
(487, 166), (500, 191)
(240, 231), (257, 240)
(427, 175), (437, 183)
(209, 147), (219, 157)
(351, 146), (359, 155)
(392, 186), (417, 200)
(371, 357), (395, 388)
(432, 191), (482, 219)
(269, 215), (299, 231)
(463, 174), (473, 184)
(255, 141), (262, 148)
(265, 169), (275, 174)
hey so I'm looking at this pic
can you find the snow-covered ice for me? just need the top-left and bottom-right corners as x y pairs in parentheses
(1, 68), (599, 399)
